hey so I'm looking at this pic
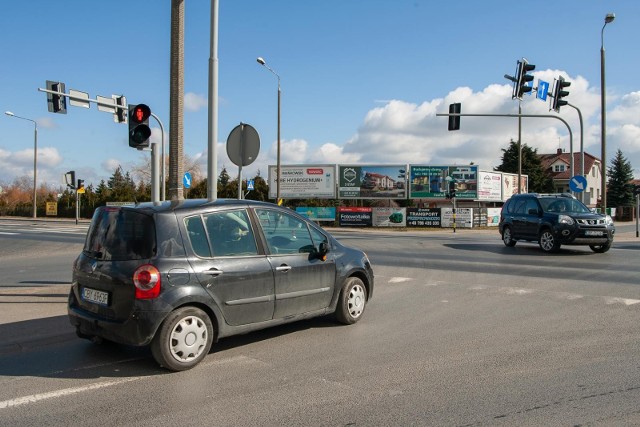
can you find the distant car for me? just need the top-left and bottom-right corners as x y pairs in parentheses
(499, 193), (615, 253)
(68, 199), (374, 371)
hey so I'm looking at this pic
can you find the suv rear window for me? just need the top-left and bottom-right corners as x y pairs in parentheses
(83, 207), (156, 261)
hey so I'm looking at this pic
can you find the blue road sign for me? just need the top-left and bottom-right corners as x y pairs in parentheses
(537, 80), (549, 101)
(183, 172), (192, 189)
(247, 179), (254, 190)
(569, 175), (587, 193)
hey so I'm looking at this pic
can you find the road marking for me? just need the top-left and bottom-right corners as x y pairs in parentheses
(388, 277), (412, 283)
(0, 377), (142, 410)
(0, 232), (18, 235)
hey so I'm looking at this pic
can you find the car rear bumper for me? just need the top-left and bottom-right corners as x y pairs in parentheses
(68, 291), (166, 346)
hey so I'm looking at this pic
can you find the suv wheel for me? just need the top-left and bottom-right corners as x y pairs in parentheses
(151, 307), (214, 371)
(590, 241), (612, 253)
(335, 277), (367, 325)
(539, 229), (560, 253)
(502, 226), (517, 247)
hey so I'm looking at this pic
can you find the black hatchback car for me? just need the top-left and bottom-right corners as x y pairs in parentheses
(68, 199), (374, 371)
(499, 193), (615, 253)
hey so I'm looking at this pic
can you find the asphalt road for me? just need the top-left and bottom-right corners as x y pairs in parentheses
(0, 221), (639, 426)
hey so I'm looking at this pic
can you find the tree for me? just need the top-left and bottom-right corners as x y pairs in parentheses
(606, 149), (635, 207)
(495, 139), (554, 193)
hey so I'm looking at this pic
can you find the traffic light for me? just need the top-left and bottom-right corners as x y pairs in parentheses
(448, 103), (461, 131)
(128, 104), (152, 149)
(114, 95), (127, 123)
(449, 181), (457, 199)
(65, 171), (76, 189)
(46, 80), (67, 114)
(513, 59), (535, 100)
(77, 179), (85, 194)
(551, 76), (571, 112)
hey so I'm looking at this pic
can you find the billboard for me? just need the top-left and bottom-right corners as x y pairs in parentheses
(372, 207), (406, 227)
(477, 171), (503, 201)
(295, 207), (336, 222)
(406, 208), (441, 227)
(338, 165), (407, 199)
(268, 165), (336, 199)
(338, 207), (372, 227)
(409, 165), (478, 199)
(502, 173), (528, 200)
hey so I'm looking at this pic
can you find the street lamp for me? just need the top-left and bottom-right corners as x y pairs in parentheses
(600, 12), (615, 213)
(256, 56), (282, 204)
(5, 111), (38, 218)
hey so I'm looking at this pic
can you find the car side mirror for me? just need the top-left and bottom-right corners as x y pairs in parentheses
(317, 242), (329, 260)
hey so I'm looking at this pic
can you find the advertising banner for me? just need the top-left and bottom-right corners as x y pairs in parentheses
(295, 207), (336, 222)
(268, 165), (336, 199)
(409, 165), (478, 199)
(477, 171), (503, 201)
(486, 207), (501, 227)
(406, 208), (441, 227)
(502, 173), (528, 200)
(338, 165), (407, 199)
(338, 207), (372, 227)
(372, 207), (406, 227)
(441, 208), (473, 228)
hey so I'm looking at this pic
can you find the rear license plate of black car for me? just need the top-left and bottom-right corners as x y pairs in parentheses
(585, 230), (604, 236)
(82, 287), (109, 306)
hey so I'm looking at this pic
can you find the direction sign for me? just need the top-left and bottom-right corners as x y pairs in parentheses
(537, 80), (549, 102)
(183, 172), (192, 189)
(569, 175), (587, 193)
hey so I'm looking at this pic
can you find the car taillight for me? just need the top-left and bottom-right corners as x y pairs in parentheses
(133, 264), (161, 299)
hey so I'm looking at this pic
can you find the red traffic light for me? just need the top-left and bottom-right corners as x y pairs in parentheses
(130, 104), (151, 124)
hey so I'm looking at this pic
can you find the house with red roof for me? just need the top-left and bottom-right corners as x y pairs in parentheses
(538, 148), (603, 207)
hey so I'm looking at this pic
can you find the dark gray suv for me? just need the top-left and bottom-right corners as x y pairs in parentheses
(68, 199), (374, 371)
(499, 193), (615, 253)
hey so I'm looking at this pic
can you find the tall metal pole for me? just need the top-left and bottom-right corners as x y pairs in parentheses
(518, 101), (522, 194)
(567, 103), (584, 202)
(257, 57), (282, 204)
(5, 112), (38, 218)
(208, 0), (219, 201)
(601, 13), (615, 213)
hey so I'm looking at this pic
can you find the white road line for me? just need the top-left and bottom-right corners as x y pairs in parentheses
(0, 377), (142, 410)
(0, 232), (18, 235)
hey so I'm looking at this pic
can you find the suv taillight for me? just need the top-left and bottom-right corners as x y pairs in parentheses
(133, 264), (161, 299)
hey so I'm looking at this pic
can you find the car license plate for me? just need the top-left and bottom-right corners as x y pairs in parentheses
(82, 287), (109, 306)
(585, 230), (604, 236)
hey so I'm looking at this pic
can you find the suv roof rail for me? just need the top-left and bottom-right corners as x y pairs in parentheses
(534, 193), (576, 199)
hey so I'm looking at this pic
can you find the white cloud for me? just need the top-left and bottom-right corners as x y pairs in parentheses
(184, 92), (208, 112)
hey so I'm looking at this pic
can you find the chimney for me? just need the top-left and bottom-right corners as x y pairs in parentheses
(557, 148), (563, 155)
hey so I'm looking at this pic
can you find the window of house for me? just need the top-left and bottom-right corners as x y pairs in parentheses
(554, 164), (565, 172)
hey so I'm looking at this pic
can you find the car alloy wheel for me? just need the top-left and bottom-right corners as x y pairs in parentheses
(539, 230), (560, 253)
(502, 227), (516, 247)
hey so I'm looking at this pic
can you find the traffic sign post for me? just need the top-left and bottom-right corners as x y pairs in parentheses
(226, 123), (260, 200)
(569, 175), (587, 193)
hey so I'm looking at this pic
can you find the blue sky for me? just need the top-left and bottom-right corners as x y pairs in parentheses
(1, 0), (639, 191)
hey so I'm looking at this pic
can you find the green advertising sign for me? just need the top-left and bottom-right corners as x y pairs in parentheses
(409, 165), (478, 199)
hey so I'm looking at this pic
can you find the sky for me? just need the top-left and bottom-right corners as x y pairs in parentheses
(1, 0), (639, 192)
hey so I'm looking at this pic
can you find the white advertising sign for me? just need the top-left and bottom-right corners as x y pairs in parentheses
(268, 165), (336, 199)
(477, 171), (503, 201)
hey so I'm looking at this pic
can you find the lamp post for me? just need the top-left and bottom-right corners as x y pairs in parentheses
(600, 12), (615, 213)
(257, 56), (282, 204)
(5, 111), (38, 218)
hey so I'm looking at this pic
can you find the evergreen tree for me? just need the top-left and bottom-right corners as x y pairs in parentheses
(606, 149), (635, 207)
(495, 140), (554, 193)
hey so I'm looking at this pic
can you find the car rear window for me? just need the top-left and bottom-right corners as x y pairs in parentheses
(83, 207), (156, 261)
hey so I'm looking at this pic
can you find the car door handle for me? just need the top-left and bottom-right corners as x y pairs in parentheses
(203, 268), (223, 276)
(275, 265), (292, 273)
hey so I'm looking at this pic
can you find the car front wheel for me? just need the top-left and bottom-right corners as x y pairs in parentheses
(151, 307), (214, 371)
(335, 277), (367, 325)
(539, 229), (560, 253)
(502, 226), (517, 247)
(590, 241), (612, 253)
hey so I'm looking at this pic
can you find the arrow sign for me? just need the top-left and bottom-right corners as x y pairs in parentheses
(183, 172), (192, 189)
(569, 175), (587, 193)
(537, 80), (549, 101)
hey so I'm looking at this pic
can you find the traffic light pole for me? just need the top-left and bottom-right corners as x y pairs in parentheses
(437, 111), (574, 192)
